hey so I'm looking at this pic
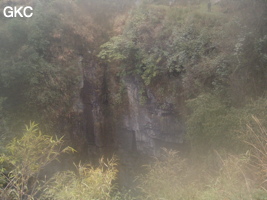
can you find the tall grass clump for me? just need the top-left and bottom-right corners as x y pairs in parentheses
(0, 122), (75, 200)
(187, 94), (267, 155)
(137, 148), (198, 200)
(246, 116), (267, 190)
(42, 157), (118, 200)
(198, 153), (253, 200)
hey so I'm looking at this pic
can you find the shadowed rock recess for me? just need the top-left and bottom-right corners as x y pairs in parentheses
(68, 53), (186, 187)
(71, 52), (186, 159)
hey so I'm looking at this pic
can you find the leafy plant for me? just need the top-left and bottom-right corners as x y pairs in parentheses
(0, 122), (75, 200)
(138, 148), (196, 200)
(186, 94), (267, 154)
(197, 153), (253, 200)
(246, 116), (267, 189)
(42, 157), (118, 200)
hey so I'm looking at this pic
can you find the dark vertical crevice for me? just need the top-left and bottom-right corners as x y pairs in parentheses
(80, 79), (95, 146)
(132, 131), (137, 152)
(78, 59), (115, 161)
(101, 64), (115, 151)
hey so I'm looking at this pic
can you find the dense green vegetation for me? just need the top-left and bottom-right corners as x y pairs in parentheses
(100, 0), (267, 151)
(0, 122), (120, 200)
(0, 122), (75, 199)
(0, 1), (82, 135)
(1, 0), (267, 199)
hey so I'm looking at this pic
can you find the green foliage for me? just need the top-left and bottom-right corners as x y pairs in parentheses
(186, 93), (267, 154)
(198, 154), (253, 200)
(42, 157), (118, 200)
(99, 0), (267, 102)
(0, 122), (75, 200)
(0, 123), (133, 200)
(137, 149), (265, 200)
(245, 116), (267, 189)
(186, 93), (235, 153)
(0, 98), (7, 149)
(196, 118), (267, 199)
(99, 3), (227, 88)
(0, 2), (82, 132)
(138, 149), (196, 200)
(112, 81), (127, 106)
(99, 36), (135, 62)
(1, 0), (267, 198)
(253, 189), (267, 200)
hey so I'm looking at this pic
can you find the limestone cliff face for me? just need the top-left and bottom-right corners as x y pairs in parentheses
(70, 57), (185, 159)
(44, 0), (186, 158)
(115, 76), (185, 156)
(69, 54), (186, 187)
(72, 58), (185, 157)
(71, 54), (112, 160)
